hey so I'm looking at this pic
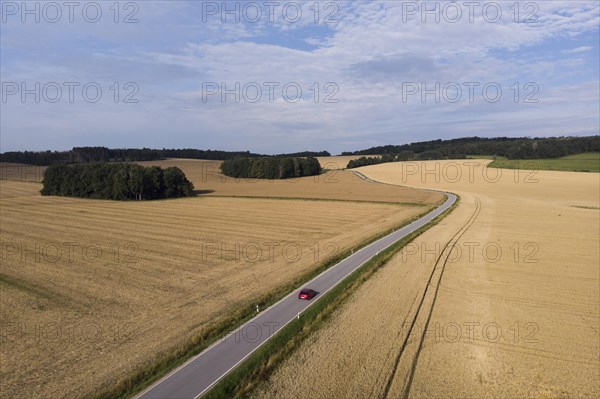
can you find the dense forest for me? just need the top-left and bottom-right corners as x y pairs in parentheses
(0, 147), (265, 165)
(0, 147), (331, 166)
(220, 157), (321, 179)
(343, 136), (599, 160)
(41, 163), (194, 200)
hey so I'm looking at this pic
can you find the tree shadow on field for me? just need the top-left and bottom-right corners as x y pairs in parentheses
(193, 189), (215, 195)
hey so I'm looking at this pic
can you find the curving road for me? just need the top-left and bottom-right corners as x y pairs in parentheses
(138, 191), (457, 399)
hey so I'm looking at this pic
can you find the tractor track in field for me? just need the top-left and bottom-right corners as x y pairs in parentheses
(381, 197), (481, 399)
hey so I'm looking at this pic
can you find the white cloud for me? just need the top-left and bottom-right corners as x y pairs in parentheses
(562, 46), (594, 53)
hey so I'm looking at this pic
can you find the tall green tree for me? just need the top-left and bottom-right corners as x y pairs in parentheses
(164, 167), (194, 198)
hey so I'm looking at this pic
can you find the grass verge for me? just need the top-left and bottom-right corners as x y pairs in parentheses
(202, 195), (459, 399)
(93, 200), (445, 399)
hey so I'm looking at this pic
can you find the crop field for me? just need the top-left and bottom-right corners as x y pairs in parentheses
(0, 163), (45, 182)
(488, 152), (600, 173)
(0, 166), (433, 398)
(256, 160), (599, 398)
(316, 156), (376, 170)
(0, 160), (443, 205)
(136, 159), (440, 205)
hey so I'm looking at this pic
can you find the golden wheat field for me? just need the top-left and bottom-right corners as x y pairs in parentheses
(256, 160), (599, 399)
(0, 163), (434, 398)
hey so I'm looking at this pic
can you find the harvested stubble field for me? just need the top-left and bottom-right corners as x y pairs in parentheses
(0, 162), (438, 398)
(316, 155), (374, 170)
(256, 160), (599, 399)
(136, 158), (438, 205)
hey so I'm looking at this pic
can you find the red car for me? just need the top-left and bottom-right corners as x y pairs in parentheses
(298, 288), (317, 300)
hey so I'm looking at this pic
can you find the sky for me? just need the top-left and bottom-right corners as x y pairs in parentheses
(1, 0), (599, 154)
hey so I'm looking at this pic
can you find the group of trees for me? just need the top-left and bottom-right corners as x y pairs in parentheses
(41, 163), (194, 200)
(220, 157), (321, 179)
(343, 136), (599, 160)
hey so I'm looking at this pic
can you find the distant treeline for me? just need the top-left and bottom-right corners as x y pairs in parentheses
(343, 136), (600, 160)
(220, 157), (321, 179)
(0, 147), (264, 165)
(348, 152), (430, 168)
(41, 163), (194, 200)
(0, 147), (331, 166)
(274, 151), (330, 157)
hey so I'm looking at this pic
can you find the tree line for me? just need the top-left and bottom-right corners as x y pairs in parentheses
(343, 136), (599, 160)
(0, 147), (264, 165)
(220, 157), (321, 179)
(41, 163), (194, 200)
(347, 152), (425, 168)
(273, 151), (330, 157)
(0, 147), (332, 166)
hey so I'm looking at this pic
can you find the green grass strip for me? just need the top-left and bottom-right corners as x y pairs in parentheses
(488, 152), (600, 173)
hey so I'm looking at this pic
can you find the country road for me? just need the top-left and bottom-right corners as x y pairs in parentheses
(138, 192), (457, 399)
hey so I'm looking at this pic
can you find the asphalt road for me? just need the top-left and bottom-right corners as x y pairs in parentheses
(138, 192), (457, 399)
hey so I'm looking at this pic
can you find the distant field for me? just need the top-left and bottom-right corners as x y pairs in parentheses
(0, 162), (45, 182)
(0, 160), (443, 205)
(258, 160), (599, 398)
(0, 161), (435, 398)
(316, 155), (380, 170)
(136, 159), (440, 205)
(488, 152), (600, 172)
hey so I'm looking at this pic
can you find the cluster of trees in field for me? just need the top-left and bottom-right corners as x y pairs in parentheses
(41, 163), (194, 200)
(220, 157), (321, 179)
(343, 136), (600, 160)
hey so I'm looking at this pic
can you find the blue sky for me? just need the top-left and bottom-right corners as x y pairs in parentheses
(1, 0), (598, 154)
